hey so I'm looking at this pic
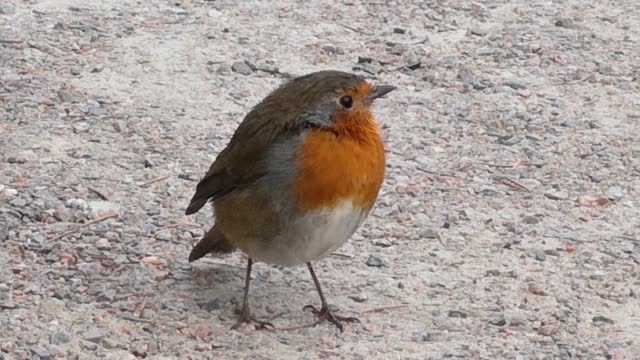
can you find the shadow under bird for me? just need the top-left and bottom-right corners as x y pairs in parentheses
(185, 70), (395, 331)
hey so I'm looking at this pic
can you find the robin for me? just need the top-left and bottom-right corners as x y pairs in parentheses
(185, 70), (395, 331)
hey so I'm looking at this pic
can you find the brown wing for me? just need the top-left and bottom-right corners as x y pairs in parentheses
(184, 71), (363, 215)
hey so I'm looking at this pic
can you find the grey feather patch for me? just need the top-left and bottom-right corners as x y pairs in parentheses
(296, 100), (336, 129)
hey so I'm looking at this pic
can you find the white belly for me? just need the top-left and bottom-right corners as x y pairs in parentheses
(245, 200), (369, 266)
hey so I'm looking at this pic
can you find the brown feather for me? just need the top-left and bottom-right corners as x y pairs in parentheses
(185, 71), (363, 215)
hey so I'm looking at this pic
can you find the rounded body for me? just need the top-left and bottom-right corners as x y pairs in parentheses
(214, 125), (385, 266)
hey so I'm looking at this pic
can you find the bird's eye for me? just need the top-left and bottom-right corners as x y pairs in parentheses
(339, 96), (353, 109)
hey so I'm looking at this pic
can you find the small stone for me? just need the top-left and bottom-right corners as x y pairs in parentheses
(41, 298), (65, 316)
(538, 324), (557, 336)
(605, 186), (624, 200)
(155, 230), (173, 242)
(448, 310), (467, 318)
(88, 200), (121, 217)
(95, 238), (111, 250)
(254, 63), (279, 74)
(9, 197), (27, 207)
(592, 315), (615, 325)
(30, 346), (55, 360)
(44, 252), (60, 264)
(194, 324), (209, 340)
(365, 255), (385, 267)
(544, 190), (569, 200)
(66, 198), (88, 210)
(489, 316), (506, 326)
(504, 81), (527, 90)
(199, 298), (222, 311)
(0, 3), (17, 14)
(0, 341), (15, 353)
(534, 251), (546, 262)
(393, 27), (406, 34)
(231, 61), (253, 75)
(84, 329), (107, 343)
(469, 27), (488, 36)
(77, 262), (101, 275)
(50, 330), (71, 345)
(322, 45), (344, 54)
(527, 283), (546, 296)
(420, 228), (438, 239)
(390, 43), (409, 55)
(81, 340), (98, 350)
(555, 18), (578, 29)
(348, 293), (368, 303)
(544, 249), (560, 257)
(372, 239), (392, 247)
(522, 215), (539, 224)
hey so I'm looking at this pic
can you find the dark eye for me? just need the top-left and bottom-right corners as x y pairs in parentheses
(339, 96), (353, 109)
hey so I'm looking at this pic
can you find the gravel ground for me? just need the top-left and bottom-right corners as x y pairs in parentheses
(1, 0), (639, 359)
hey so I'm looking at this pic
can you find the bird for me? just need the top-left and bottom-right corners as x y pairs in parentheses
(185, 70), (395, 331)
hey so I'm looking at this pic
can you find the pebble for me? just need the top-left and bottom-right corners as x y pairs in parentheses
(77, 262), (102, 275)
(88, 200), (121, 217)
(95, 238), (111, 250)
(30, 346), (55, 360)
(49, 330), (71, 345)
(365, 255), (385, 267)
(348, 293), (369, 303)
(41, 298), (65, 316)
(522, 215), (539, 224)
(448, 310), (468, 318)
(66, 198), (88, 210)
(489, 316), (506, 326)
(605, 186), (624, 200)
(9, 197), (27, 207)
(199, 298), (222, 311)
(0, 3), (17, 14)
(527, 283), (546, 296)
(592, 315), (615, 325)
(544, 190), (569, 200)
(544, 249), (560, 257)
(231, 61), (253, 75)
(84, 329), (107, 343)
(420, 228), (439, 239)
(372, 238), (392, 247)
(254, 63), (279, 74)
(534, 250), (547, 261)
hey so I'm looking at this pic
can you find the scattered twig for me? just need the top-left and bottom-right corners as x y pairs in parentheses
(49, 213), (119, 241)
(277, 319), (324, 331)
(120, 315), (153, 323)
(494, 177), (531, 192)
(0, 303), (18, 310)
(359, 304), (408, 314)
(331, 252), (354, 259)
(139, 175), (169, 187)
(88, 186), (110, 200)
(416, 166), (456, 177)
(154, 222), (202, 232)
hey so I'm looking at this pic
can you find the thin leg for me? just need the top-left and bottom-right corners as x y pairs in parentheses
(231, 258), (274, 330)
(303, 262), (360, 332)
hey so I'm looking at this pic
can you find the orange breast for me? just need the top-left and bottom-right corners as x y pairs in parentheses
(294, 116), (385, 211)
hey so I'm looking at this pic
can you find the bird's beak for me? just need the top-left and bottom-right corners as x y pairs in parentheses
(367, 84), (397, 101)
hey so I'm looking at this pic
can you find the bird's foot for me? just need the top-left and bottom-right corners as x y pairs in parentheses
(232, 306), (275, 331)
(303, 304), (360, 332)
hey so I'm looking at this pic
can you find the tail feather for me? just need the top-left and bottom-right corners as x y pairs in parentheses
(188, 226), (235, 262)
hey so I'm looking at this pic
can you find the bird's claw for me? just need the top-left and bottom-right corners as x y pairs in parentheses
(303, 304), (360, 332)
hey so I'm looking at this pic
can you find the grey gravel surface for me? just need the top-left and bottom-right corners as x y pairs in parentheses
(1, 0), (639, 359)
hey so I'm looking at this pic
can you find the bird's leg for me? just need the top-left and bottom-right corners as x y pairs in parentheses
(231, 258), (274, 330)
(303, 262), (360, 332)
